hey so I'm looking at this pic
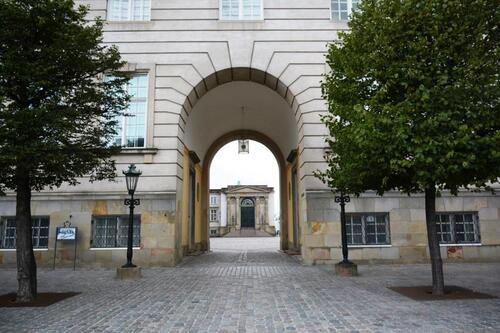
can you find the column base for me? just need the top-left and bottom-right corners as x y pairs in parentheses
(335, 261), (358, 277)
(116, 266), (142, 280)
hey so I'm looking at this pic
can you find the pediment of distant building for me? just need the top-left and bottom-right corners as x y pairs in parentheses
(222, 185), (273, 194)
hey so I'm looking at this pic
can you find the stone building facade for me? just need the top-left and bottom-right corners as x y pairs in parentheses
(209, 186), (275, 237)
(0, 0), (499, 267)
(208, 189), (226, 237)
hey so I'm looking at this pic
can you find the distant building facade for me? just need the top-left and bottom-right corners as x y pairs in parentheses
(209, 186), (275, 237)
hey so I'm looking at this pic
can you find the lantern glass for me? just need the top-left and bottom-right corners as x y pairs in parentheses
(123, 164), (142, 194)
(238, 139), (249, 154)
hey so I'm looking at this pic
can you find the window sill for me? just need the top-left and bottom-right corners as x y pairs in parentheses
(119, 148), (157, 155)
(0, 248), (48, 252)
(90, 247), (141, 251)
(106, 20), (152, 24)
(219, 19), (264, 23)
(348, 245), (392, 248)
(440, 243), (482, 247)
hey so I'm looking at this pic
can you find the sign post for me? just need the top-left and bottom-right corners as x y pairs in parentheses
(53, 224), (78, 270)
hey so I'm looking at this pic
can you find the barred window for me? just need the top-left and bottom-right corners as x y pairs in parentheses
(346, 213), (390, 245)
(220, 0), (263, 20)
(108, 0), (151, 21)
(331, 0), (360, 21)
(0, 217), (50, 249)
(436, 212), (480, 244)
(91, 215), (141, 248)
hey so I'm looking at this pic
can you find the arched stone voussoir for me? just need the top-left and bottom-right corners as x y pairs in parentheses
(186, 67), (305, 117)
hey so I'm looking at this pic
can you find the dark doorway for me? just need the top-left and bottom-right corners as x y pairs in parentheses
(292, 167), (300, 249)
(241, 198), (255, 228)
(188, 167), (196, 249)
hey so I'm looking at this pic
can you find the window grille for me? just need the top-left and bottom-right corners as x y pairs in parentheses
(241, 198), (255, 207)
(436, 212), (480, 244)
(91, 215), (141, 248)
(0, 217), (50, 249)
(346, 213), (390, 245)
(108, 0), (151, 21)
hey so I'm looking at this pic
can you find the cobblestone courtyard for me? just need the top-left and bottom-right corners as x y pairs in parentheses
(1, 237), (499, 333)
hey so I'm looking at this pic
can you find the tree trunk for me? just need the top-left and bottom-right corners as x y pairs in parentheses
(15, 172), (37, 302)
(424, 186), (445, 295)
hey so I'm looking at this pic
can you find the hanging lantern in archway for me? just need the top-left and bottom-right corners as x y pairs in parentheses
(239, 139), (249, 154)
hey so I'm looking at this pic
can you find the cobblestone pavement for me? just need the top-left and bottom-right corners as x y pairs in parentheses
(0, 237), (499, 333)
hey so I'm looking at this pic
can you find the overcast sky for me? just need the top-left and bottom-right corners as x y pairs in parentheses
(210, 140), (280, 216)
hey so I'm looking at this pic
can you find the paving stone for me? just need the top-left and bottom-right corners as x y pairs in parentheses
(0, 237), (499, 332)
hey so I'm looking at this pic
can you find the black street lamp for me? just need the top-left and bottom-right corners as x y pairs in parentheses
(334, 192), (357, 276)
(123, 164), (141, 268)
(335, 193), (352, 264)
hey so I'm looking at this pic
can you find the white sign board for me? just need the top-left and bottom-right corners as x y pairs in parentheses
(57, 227), (77, 240)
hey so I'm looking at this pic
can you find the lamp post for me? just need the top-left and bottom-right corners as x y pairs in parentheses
(123, 164), (141, 268)
(335, 193), (351, 264)
(334, 192), (358, 276)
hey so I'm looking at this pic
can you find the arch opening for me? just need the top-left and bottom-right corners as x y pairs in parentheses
(205, 134), (282, 250)
(180, 73), (302, 256)
(208, 140), (280, 244)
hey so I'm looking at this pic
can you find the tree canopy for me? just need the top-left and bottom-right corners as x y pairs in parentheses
(319, 0), (500, 196)
(0, 0), (129, 194)
(319, 0), (499, 295)
(0, 0), (130, 302)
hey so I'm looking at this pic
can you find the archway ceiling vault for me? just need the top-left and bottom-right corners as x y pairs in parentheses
(184, 79), (299, 164)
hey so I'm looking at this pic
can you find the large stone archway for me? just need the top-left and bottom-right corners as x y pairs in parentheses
(179, 70), (305, 256)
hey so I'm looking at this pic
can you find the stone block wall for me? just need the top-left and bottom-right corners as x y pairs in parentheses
(0, 194), (178, 268)
(302, 191), (500, 265)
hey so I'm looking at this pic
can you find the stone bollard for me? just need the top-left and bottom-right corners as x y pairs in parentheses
(334, 261), (358, 277)
(116, 266), (142, 280)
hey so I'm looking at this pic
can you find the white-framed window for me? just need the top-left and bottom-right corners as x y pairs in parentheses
(112, 74), (148, 148)
(91, 215), (141, 248)
(331, 0), (360, 21)
(108, 0), (151, 21)
(0, 217), (50, 249)
(346, 213), (390, 245)
(436, 212), (480, 244)
(210, 196), (217, 206)
(210, 209), (218, 222)
(220, 0), (263, 20)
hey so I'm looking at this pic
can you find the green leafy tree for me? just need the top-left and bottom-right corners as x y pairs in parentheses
(0, 0), (129, 302)
(319, 0), (499, 294)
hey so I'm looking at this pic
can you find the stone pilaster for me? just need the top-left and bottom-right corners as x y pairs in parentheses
(264, 197), (269, 226)
(236, 196), (241, 229)
(255, 197), (260, 226)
